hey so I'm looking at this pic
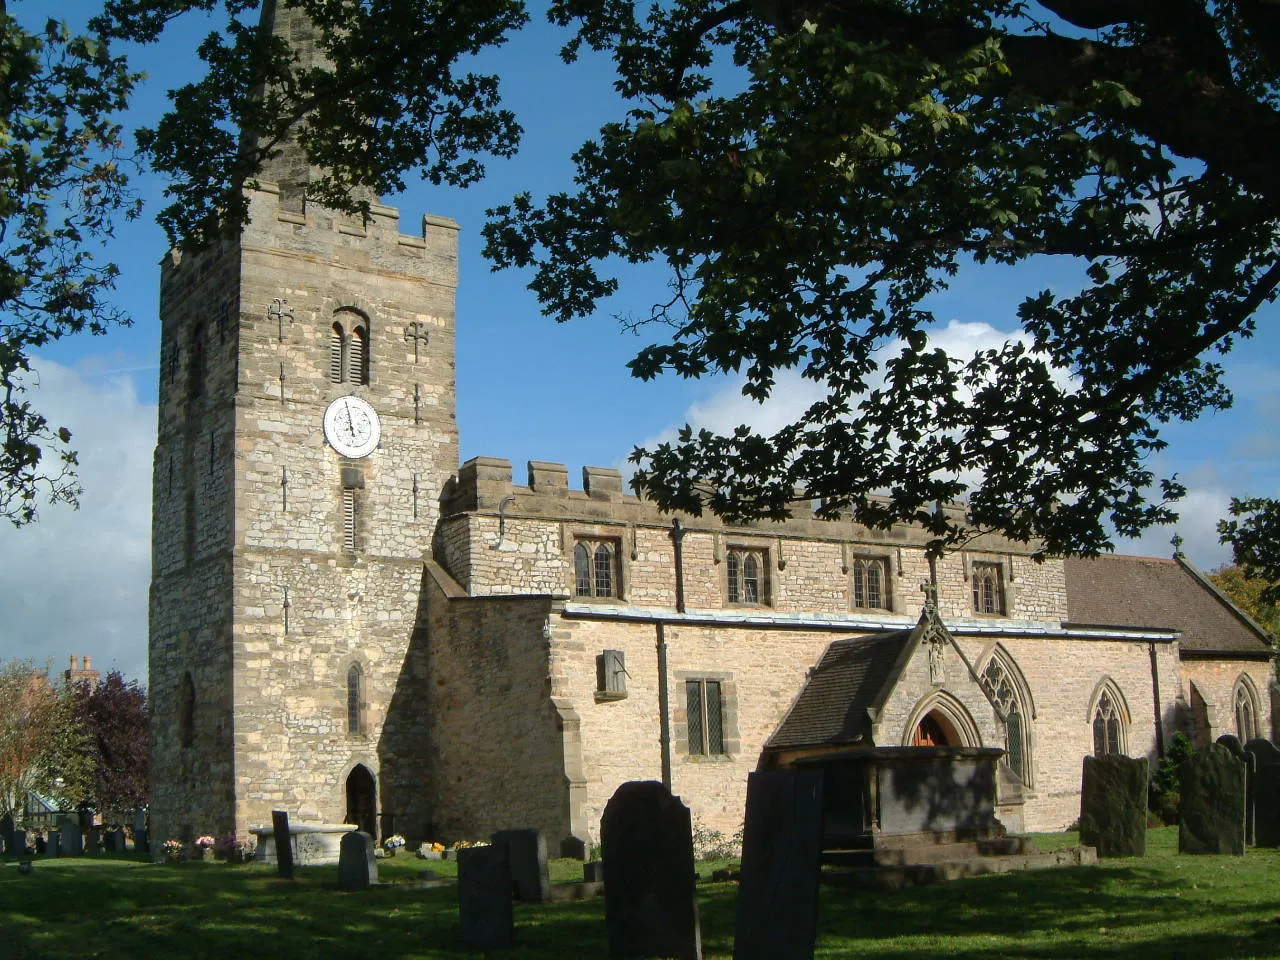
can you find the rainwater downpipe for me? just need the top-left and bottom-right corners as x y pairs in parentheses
(1149, 641), (1166, 757)
(657, 519), (688, 792)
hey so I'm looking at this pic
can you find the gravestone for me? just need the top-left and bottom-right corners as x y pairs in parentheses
(1218, 735), (1257, 844)
(43, 832), (60, 858)
(734, 770), (826, 960)
(583, 861), (604, 883)
(601, 781), (701, 960)
(34, 832), (47, 855)
(337, 831), (378, 890)
(491, 828), (550, 902)
(104, 828), (126, 853)
(1245, 739), (1280, 848)
(271, 810), (295, 879)
(457, 843), (514, 950)
(133, 810), (149, 854)
(58, 819), (83, 857)
(1079, 754), (1148, 857)
(560, 836), (588, 860)
(1, 813), (15, 855)
(86, 826), (103, 855)
(1180, 742), (1247, 855)
(13, 829), (27, 856)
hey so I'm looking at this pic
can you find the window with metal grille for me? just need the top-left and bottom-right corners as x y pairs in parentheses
(1235, 681), (1258, 741)
(574, 539), (618, 598)
(330, 322), (346, 383)
(1092, 690), (1124, 756)
(971, 562), (1004, 615)
(726, 548), (767, 605)
(686, 679), (725, 755)
(342, 487), (357, 552)
(347, 665), (363, 735)
(982, 656), (1030, 784)
(852, 557), (887, 609)
(349, 324), (368, 384)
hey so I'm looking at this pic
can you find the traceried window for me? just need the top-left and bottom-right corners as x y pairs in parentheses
(1235, 679), (1259, 742)
(574, 539), (618, 598)
(686, 679), (725, 755)
(982, 655), (1030, 785)
(726, 548), (767, 605)
(972, 562), (1004, 615)
(852, 557), (888, 609)
(1092, 689), (1125, 756)
(330, 322), (346, 383)
(347, 664), (363, 735)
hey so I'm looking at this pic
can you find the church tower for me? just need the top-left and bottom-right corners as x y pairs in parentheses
(148, 0), (459, 844)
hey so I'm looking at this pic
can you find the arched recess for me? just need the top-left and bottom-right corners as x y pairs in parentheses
(344, 763), (377, 838)
(1087, 677), (1131, 757)
(901, 690), (984, 748)
(1233, 673), (1262, 742)
(978, 644), (1035, 788)
(333, 306), (371, 385)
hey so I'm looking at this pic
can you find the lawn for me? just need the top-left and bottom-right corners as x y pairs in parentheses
(2, 828), (1278, 959)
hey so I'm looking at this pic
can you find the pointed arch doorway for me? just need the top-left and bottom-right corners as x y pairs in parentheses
(345, 764), (377, 839)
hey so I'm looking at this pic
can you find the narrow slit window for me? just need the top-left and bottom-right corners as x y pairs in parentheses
(686, 679), (725, 755)
(347, 665), (363, 735)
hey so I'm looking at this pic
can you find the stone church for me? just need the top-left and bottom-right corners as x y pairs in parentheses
(148, 3), (1276, 853)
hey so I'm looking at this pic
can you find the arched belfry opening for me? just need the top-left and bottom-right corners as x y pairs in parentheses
(345, 764), (377, 838)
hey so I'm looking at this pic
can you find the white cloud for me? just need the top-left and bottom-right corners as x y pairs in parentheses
(0, 358), (155, 684)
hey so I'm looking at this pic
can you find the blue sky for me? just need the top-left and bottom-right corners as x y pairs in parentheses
(2, 1), (1277, 683)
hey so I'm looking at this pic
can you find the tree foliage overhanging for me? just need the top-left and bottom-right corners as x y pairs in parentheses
(9, 0), (1280, 574)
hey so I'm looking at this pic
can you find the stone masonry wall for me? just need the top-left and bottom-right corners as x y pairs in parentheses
(1180, 659), (1276, 744)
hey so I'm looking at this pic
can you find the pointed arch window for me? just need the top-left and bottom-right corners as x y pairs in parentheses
(1234, 677), (1260, 742)
(349, 324), (368, 385)
(329, 322), (346, 383)
(574, 538), (618, 598)
(982, 653), (1032, 785)
(347, 664), (364, 736)
(1092, 689), (1126, 756)
(179, 671), (196, 748)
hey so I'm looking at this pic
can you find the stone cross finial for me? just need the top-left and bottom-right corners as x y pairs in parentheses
(1171, 533), (1185, 558)
(920, 580), (939, 610)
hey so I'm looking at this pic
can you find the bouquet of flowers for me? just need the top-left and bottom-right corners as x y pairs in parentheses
(416, 841), (446, 859)
(195, 835), (216, 849)
(162, 839), (185, 862)
(383, 834), (406, 850)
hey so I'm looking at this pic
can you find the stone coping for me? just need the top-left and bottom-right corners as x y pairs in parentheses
(248, 823), (356, 836)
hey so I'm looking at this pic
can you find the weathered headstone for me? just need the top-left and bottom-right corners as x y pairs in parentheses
(602, 781), (701, 960)
(1219, 735), (1258, 844)
(583, 860), (604, 883)
(734, 770), (826, 960)
(58, 819), (83, 857)
(34, 832), (47, 855)
(1245, 740), (1280, 848)
(272, 810), (294, 879)
(560, 836), (588, 860)
(104, 828), (126, 853)
(133, 809), (149, 855)
(13, 829), (28, 856)
(337, 831), (378, 890)
(1180, 742), (1247, 855)
(86, 826), (103, 855)
(1, 813), (15, 856)
(1079, 754), (1148, 857)
(43, 832), (60, 858)
(457, 843), (514, 950)
(491, 828), (550, 902)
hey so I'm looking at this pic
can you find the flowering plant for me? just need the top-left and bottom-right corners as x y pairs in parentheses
(451, 839), (488, 850)
(195, 835), (216, 849)
(383, 834), (406, 849)
(162, 839), (185, 860)
(216, 835), (256, 859)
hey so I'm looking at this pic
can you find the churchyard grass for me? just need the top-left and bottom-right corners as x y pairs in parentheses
(3, 828), (1279, 959)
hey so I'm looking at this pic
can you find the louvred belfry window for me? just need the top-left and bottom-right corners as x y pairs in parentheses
(330, 323), (345, 383)
(349, 325), (368, 384)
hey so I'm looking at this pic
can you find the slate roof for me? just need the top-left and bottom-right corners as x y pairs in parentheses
(1064, 554), (1273, 656)
(765, 629), (913, 750)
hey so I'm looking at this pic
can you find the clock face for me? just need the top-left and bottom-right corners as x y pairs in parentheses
(323, 395), (381, 459)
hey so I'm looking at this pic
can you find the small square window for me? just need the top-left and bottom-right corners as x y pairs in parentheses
(726, 548), (768, 606)
(574, 538), (619, 598)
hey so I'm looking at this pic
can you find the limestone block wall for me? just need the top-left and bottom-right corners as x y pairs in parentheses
(1180, 658), (1275, 744)
(422, 573), (573, 844)
(872, 635), (1003, 750)
(229, 551), (426, 834)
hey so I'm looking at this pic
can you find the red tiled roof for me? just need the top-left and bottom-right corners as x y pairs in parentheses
(1064, 555), (1272, 656)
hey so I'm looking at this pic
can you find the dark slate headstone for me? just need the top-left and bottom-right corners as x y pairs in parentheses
(1246, 740), (1280, 847)
(271, 810), (294, 879)
(1079, 754), (1148, 858)
(1180, 742), (1247, 855)
(1217, 734), (1245, 758)
(13, 829), (27, 856)
(1, 813), (15, 855)
(491, 828), (550, 903)
(583, 860), (604, 883)
(337, 831), (378, 890)
(58, 820), (83, 857)
(602, 781), (701, 960)
(1245, 739), (1280, 766)
(104, 828), (126, 853)
(457, 843), (514, 950)
(43, 832), (60, 858)
(86, 826), (103, 854)
(734, 769), (825, 960)
(560, 835), (588, 860)
(34, 833), (47, 855)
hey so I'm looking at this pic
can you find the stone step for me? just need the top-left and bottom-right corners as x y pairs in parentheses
(820, 846), (1098, 890)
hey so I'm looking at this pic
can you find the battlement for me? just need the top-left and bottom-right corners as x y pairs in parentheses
(442, 456), (1013, 552)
